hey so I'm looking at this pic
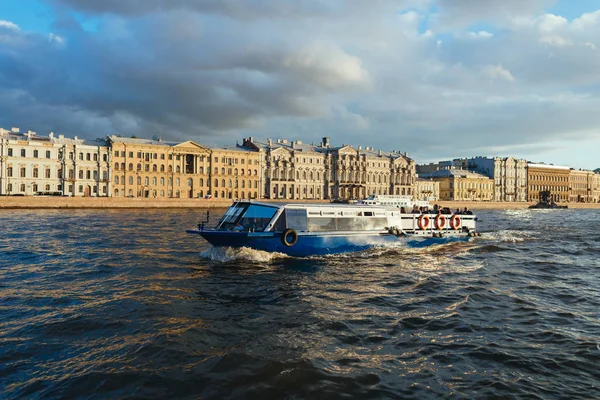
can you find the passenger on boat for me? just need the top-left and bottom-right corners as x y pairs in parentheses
(463, 207), (473, 215)
(411, 205), (421, 214)
(400, 207), (407, 213)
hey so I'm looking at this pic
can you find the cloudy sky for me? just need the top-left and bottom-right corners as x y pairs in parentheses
(1, 0), (600, 169)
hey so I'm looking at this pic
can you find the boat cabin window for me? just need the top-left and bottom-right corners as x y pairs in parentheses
(237, 204), (279, 231)
(307, 215), (388, 232)
(217, 203), (278, 231)
(285, 209), (308, 231)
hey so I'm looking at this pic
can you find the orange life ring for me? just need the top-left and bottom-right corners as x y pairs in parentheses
(450, 214), (461, 230)
(435, 214), (446, 230)
(418, 215), (430, 230)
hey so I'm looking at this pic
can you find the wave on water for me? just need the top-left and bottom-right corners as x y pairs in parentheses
(199, 246), (289, 263)
(480, 229), (535, 243)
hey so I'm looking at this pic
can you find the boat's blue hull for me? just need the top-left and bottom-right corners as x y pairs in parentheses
(186, 229), (471, 257)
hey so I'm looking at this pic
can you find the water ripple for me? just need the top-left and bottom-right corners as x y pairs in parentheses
(1, 209), (600, 399)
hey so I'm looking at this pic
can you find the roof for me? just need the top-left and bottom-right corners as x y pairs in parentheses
(420, 169), (491, 179)
(241, 138), (412, 161)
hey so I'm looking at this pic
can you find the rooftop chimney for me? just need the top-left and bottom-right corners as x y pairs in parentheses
(322, 137), (330, 148)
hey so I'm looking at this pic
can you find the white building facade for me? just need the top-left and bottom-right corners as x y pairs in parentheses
(0, 128), (111, 197)
(241, 137), (416, 200)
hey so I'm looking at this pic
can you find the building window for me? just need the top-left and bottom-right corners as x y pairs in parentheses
(21, 149), (26, 157)
(8, 148), (13, 156)
(33, 168), (39, 178)
(79, 153), (84, 160)
(129, 152), (133, 158)
(79, 170), (84, 179)
(20, 167), (26, 177)
(20, 184), (25, 192)
(45, 169), (51, 178)
(33, 150), (38, 158)
(7, 167), (13, 177)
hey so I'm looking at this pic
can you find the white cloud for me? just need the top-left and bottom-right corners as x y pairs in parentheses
(466, 30), (494, 39)
(483, 64), (515, 82)
(0, 20), (20, 30)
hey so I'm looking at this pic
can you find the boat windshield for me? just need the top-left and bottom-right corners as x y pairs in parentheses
(216, 203), (279, 231)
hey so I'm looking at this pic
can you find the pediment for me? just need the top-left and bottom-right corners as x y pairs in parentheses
(271, 147), (292, 155)
(337, 145), (355, 154)
(173, 140), (211, 153)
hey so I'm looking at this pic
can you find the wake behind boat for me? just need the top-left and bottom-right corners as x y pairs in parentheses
(186, 200), (479, 257)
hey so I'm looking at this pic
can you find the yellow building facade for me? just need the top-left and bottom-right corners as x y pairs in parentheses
(569, 169), (595, 203)
(423, 169), (494, 201)
(210, 147), (261, 200)
(415, 178), (439, 201)
(527, 163), (570, 203)
(109, 137), (211, 198)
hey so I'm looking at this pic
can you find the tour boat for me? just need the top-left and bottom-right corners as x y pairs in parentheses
(186, 200), (478, 257)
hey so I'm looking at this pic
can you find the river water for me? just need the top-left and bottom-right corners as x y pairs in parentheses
(1, 208), (599, 399)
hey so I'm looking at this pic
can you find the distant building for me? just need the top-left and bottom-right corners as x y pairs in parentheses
(415, 177), (439, 201)
(527, 163), (570, 203)
(416, 161), (453, 174)
(0, 127), (110, 197)
(108, 136), (213, 199)
(419, 169), (494, 201)
(419, 156), (528, 202)
(568, 169), (596, 203)
(593, 173), (600, 203)
(459, 157), (528, 202)
(240, 137), (416, 200)
(210, 146), (261, 200)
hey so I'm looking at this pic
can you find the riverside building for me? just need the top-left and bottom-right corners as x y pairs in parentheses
(418, 156), (527, 202)
(107, 136), (261, 199)
(0, 127), (110, 196)
(527, 163), (570, 203)
(108, 136), (212, 198)
(415, 177), (440, 201)
(419, 169), (494, 201)
(209, 146), (261, 200)
(568, 169), (596, 203)
(240, 137), (416, 200)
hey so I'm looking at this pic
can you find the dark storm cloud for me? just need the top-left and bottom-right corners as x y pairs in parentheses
(1, 1), (600, 168)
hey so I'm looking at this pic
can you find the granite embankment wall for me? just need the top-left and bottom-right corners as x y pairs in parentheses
(0, 197), (598, 209)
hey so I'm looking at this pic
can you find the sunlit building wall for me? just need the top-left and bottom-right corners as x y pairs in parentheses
(0, 127), (110, 197)
(527, 163), (570, 203)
